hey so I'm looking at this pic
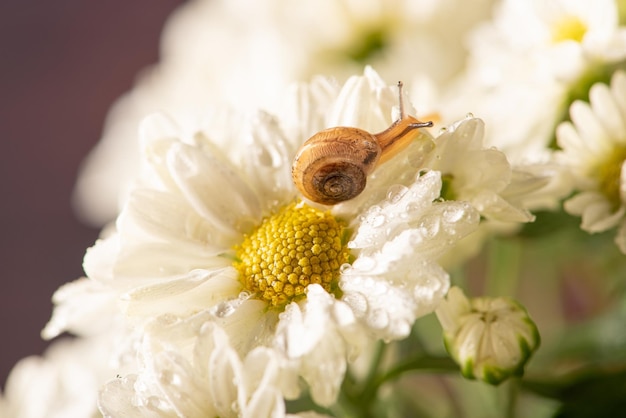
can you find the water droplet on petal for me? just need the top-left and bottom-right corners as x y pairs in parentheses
(147, 396), (169, 410)
(212, 301), (235, 318)
(465, 112), (474, 119)
(406, 201), (424, 216)
(443, 207), (464, 223)
(238, 291), (252, 300)
(419, 219), (441, 238)
(340, 263), (353, 274)
(342, 292), (368, 315)
(367, 308), (390, 330)
(371, 214), (386, 228)
(386, 184), (409, 203)
(231, 400), (241, 415)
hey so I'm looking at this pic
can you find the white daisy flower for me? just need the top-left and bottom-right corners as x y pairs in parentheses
(557, 70), (626, 252)
(73, 0), (495, 226)
(437, 0), (626, 171)
(48, 69), (480, 406)
(98, 318), (307, 418)
(435, 286), (540, 385)
(468, 0), (626, 82)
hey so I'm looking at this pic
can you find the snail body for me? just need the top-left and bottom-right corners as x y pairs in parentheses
(292, 82), (433, 205)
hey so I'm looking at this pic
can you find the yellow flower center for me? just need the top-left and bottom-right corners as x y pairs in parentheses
(593, 145), (626, 209)
(552, 16), (587, 43)
(234, 202), (350, 308)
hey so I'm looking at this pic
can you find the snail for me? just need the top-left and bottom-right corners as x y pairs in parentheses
(291, 81), (433, 205)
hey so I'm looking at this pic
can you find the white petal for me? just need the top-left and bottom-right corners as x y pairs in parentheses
(329, 67), (394, 131)
(589, 81), (626, 141)
(435, 286), (471, 333)
(564, 191), (603, 216)
(242, 387), (285, 418)
(150, 349), (210, 417)
(209, 343), (244, 418)
(570, 195), (625, 232)
(213, 299), (279, 356)
(42, 278), (118, 340)
(611, 71), (626, 123)
(115, 242), (231, 279)
(167, 141), (262, 237)
(342, 258), (449, 340)
(122, 268), (240, 318)
(556, 121), (585, 154)
(239, 112), (297, 212)
(570, 101), (612, 154)
(99, 376), (157, 418)
(121, 189), (225, 253)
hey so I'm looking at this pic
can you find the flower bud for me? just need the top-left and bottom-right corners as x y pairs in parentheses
(436, 287), (540, 385)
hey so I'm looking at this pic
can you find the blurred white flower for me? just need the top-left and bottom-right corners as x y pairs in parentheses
(48, 69), (480, 407)
(435, 286), (540, 385)
(469, 0), (626, 81)
(0, 336), (118, 418)
(557, 70), (626, 252)
(72, 0), (495, 226)
(438, 0), (626, 164)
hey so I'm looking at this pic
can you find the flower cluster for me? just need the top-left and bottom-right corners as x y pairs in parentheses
(3, 0), (626, 417)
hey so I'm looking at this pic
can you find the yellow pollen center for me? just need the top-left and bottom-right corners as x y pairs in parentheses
(552, 16), (587, 43)
(234, 202), (350, 308)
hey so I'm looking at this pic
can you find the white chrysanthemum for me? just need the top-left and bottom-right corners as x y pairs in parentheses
(469, 0), (626, 82)
(436, 287), (540, 385)
(48, 69), (480, 406)
(437, 0), (626, 170)
(98, 318), (308, 418)
(0, 336), (119, 418)
(73, 0), (495, 226)
(557, 71), (626, 252)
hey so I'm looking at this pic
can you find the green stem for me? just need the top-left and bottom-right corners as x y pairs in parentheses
(366, 354), (458, 399)
(485, 237), (523, 297)
(506, 380), (519, 418)
(364, 341), (387, 390)
(335, 341), (387, 418)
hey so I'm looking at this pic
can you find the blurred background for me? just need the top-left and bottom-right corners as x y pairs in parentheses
(0, 0), (185, 387)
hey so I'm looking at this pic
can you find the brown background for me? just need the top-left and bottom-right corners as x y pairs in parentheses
(0, 0), (185, 387)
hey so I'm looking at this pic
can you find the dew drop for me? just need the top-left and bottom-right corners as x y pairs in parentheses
(386, 184), (409, 203)
(465, 112), (474, 119)
(370, 214), (386, 228)
(419, 218), (441, 238)
(405, 201), (424, 216)
(161, 370), (183, 387)
(147, 396), (169, 411)
(367, 205), (382, 216)
(367, 308), (390, 330)
(238, 290), (252, 300)
(443, 207), (464, 223)
(342, 292), (368, 315)
(212, 301), (235, 318)
(231, 401), (241, 415)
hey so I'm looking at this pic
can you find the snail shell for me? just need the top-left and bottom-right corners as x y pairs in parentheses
(292, 82), (433, 205)
(292, 127), (381, 205)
